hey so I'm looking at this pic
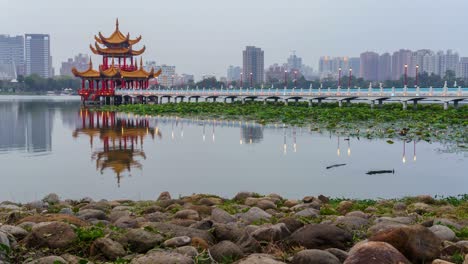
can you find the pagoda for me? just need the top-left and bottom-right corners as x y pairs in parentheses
(72, 19), (161, 102)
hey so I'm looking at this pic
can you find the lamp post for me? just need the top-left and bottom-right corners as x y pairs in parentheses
(348, 68), (352, 89)
(284, 70), (288, 89)
(294, 70), (298, 88)
(250, 72), (253, 88)
(240, 73), (243, 88)
(338, 67), (342, 88)
(404, 64), (408, 87)
(415, 65), (419, 87)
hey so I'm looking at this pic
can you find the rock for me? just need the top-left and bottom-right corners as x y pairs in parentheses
(430, 225), (456, 241)
(0, 204), (20, 210)
(187, 205), (212, 216)
(58, 207), (73, 215)
(431, 259), (455, 264)
(209, 240), (244, 262)
(344, 241), (411, 264)
(213, 223), (243, 241)
(456, 241), (468, 252)
(337, 201), (353, 214)
(24, 221), (77, 249)
(434, 218), (464, 230)
(278, 217), (304, 233)
(146, 222), (214, 243)
(288, 224), (352, 250)
(174, 246), (198, 258)
(240, 207), (272, 224)
(145, 212), (168, 222)
(109, 210), (131, 223)
(24, 256), (68, 264)
(130, 250), (193, 264)
(174, 209), (200, 221)
(245, 197), (260, 206)
(157, 191), (172, 201)
(409, 202), (431, 214)
(77, 209), (107, 220)
(236, 231), (261, 254)
(318, 195), (330, 204)
(251, 223), (291, 242)
(393, 202), (407, 211)
(0, 231), (10, 248)
(369, 224), (441, 263)
(375, 216), (415, 225)
(60, 253), (91, 264)
(90, 238), (126, 260)
(211, 207), (236, 223)
(189, 219), (213, 230)
(125, 229), (164, 253)
(284, 200), (300, 208)
(234, 192), (257, 202)
(0, 224), (28, 240)
(416, 195), (435, 204)
(26, 200), (46, 211)
(237, 254), (286, 263)
(346, 211), (368, 218)
(292, 249), (341, 264)
(79, 201), (111, 212)
(334, 216), (369, 231)
(325, 248), (349, 263)
(42, 193), (60, 204)
(141, 205), (163, 214)
(199, 197), (223, 206)
(257, 200), (277, 210)
(114, 216), (138, 228)
(163, 236), (191, 247)
(294, 208), (319, 218)
(18, 214), (89, 227)
(191, 237), (210, 250)
(368, 221), (408, 236)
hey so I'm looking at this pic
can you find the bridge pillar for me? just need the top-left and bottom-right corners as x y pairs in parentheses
(232, 98), (235, 103)
(159, 97), (163, 104)
(308, 99), (313, 107)
(378, 100), (383, 108)
(264, 99), (267, 105)
(346, 99), (351, 107)
(413, 101), (418, 110)
(242, 98), (245, 104)
(338, 100), (343, 108)
(370, 100), (375, 109)
(213, 97), (217, 102)
(284, 99), (288, 106)
(317, 99), (322, 106)
(443, 102), (449, 110)
(180, 97), (184, 103)
(402, 101), (407, 110)
(195, 97), (199, 103)
(454, 100), (459, 109)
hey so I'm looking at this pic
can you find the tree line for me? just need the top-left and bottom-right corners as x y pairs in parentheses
(0, 74), (80, 93)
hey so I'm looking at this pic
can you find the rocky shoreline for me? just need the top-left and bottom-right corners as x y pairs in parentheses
(0, 192), (467, 264)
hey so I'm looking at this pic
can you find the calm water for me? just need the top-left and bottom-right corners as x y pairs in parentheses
(0, 96), (466, 202)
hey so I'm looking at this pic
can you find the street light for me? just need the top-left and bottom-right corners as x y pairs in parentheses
(250, 72), (253, 88)
(338, 67), (342, 88)
(240, 73), (243, 88)
(284, 70), (288, 89)
(348, 68), (352, 89)
(415, 65), (419, 87)
(404, 64), (408, 87)
(294, 71), (298, 88)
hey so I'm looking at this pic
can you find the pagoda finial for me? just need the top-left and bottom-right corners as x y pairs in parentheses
(116, 18), (119, 30)
(111, 57), (115, 66)
(140, 57), (143, 68)
(88, 57), (93, 68)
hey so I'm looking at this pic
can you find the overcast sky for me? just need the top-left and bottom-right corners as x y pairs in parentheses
(2, 0), (468, 79)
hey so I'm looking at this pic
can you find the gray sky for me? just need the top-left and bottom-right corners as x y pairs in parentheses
(2, 0), (468, 79)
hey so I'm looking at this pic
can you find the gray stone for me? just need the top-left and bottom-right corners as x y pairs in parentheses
(24, 256), (68, 264)
(236, 231), (261, 254)
(375, 216), (415, 225)
(0, 231), (10, 249)
(209, 240), (244, 262)
(278, 217), (304, 233)
(90, 238), (126, 260)
(163, 236), (191, 247)
(58, 207), (73, 215)
(393, 202), (407, 211)
(77, 209), (107, 220)
(0, 204), (20, 210)
(42, 193), (60, 204)
(174, 246), (198, 258)
(0, 224), (28, 240)
(368, 222), (407, 236)
(189, 219), (213, 230)
(145, 211), (168, 222)
(251, 223), (291, 242)
(325, 248), (349, 263)
(213, 223), (243, 242)
(288, 224), (352, 250)
(236, 254), (286, 263)
(345, 211), (368, 218)
(24, 221), (76, 249)
(198, 197), (223, 206)
(344, 241), (410, 264)
(125, 229), (164, 253)
(114, 216), (138, 228)
(234, 192), (257, 202)
(240, 207), (272, 224)
(157, 191), (172, 201)
(434, 218), (464, 230)
(26, 200), (46, 211)
(292, 249), (341, 264)
(211, 207), (236, 223)
(429, 224), (456, 241)
(334, 216), (369, 231)
(294, 208), (319, 218)
(146, 222), (214, 243)
(174, 209), (200, 221)
(130, 250), (193, 264)
(256, 200), (277, 210)
(109, 210), (131, 223)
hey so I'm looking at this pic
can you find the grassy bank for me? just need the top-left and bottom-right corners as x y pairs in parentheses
(102, 102), (468, 144)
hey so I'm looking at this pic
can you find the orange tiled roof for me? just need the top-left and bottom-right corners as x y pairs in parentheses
(72, 59), (100, 78)
(95, 19), (142, 45)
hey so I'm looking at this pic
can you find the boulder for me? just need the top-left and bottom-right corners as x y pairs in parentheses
(163, 236), (191, 247)
(42, 193), (60, 204)
(198, 197), (223, 206)
(344, 241), (411, 264)
(213, 223), (243, 242)
(236, 254), (286, 263)
(234, 192), (257, 202)
(130, 250), (193, 264)
(434, 218), (464, 230)
(346, 211), (368, 218)
(174, 246), (198, 258)
(368, 222), (407, 236)
(432, 259), (456, 264)
(211, 208), (236, 223)
(90, 238), (126, 260)
(157, 191), (172, 201)
(294, 208), (319, 218)
(325, 248), (349, 263)
(369, 224), (441, 263)
(146, 222), (214, 243)
(257, 200), (277, 210)
(24, 256), (68, 264)
(174, 209), (200, 221)
(209, 240), (244, 262)
(114, 216), (138, 229)
(251, 223), (291, 242)
(24, 221), (76, 249)
(284, 200), (300, 208)
(408, 202), (431, 214)
(393, 202), (407, 211)
(278, 217), (304, 233)
(77, 209), (107, 220)
(236, 231), (261, 254)
(0, 231), (9, 249)
(337, 201), (353, 214)
(125, 229), (164, 253)
(240, 207), (272, 224)
(109, 210), (131, 223)
(288, 224), (352, 250)
(429, 225), (456, 241)
(145, 211), (168, 222)
(292, 249), (341, 264)
(0, 224), (28, 240)
(189, 219), (213, 230)
(334, 216), (369, 231)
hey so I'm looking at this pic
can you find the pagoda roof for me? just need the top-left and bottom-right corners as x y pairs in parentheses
(95, 19), (142, 46)
(72, 59), (100, 78)
(90, 43), (146, 56)
(99, 59), (120, 77)
(120, 58), (155, 79)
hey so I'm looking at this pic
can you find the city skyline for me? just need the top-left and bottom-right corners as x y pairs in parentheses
(4, 0), (468, 79)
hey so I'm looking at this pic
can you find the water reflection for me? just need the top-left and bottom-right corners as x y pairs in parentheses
(72, 110), (161, 186)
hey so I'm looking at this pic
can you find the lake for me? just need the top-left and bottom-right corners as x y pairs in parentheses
(0, 95), (466, 202)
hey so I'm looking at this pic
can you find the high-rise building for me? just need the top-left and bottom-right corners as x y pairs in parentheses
(156, 65), (176, 87)
(59, 54), (89, 76)
(409, 49), (432, 77)
(457, 57), (468, 79)
(348, 57), (360, 78)
(287, 52), (302, 71)
(318, 56), (349, 79)
(391, 49), (412, 80)
(227, 65), (241, 81)
(440, 49), (459, 77)
(378, 53), (392, 81)
(25, 34), (52, 78)
(265, 63), (287, 83)
(360, 51), (379, 81)
(242, 46), (264, 85)
(422, 51), (440, 76)
(0, 35), (24, 78)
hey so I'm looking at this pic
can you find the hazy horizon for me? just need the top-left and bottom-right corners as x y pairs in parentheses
(3, 0), (468, 79)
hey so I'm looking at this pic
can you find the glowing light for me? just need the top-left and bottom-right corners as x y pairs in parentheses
(347, 147), (351, 156)
(413, 155), (417, 161)
(337, 148), (341, 156)
(283, 144), (287, 155)
(171, 131), (174, 140)
(240, 139), (243, 145)
(293, 143), (297, 153)
(402, 156), (406, 163)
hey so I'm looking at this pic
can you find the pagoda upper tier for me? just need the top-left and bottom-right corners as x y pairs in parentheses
(72, 58), (162, 79)
(91, 19), (145, 57)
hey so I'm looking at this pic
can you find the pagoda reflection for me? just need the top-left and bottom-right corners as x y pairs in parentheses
(73, 109), (161, 186)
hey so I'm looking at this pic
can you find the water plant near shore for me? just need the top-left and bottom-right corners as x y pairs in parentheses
(102, 102), (468, 143)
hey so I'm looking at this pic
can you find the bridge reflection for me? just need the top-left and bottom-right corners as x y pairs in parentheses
(73, 109), (161, 186)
